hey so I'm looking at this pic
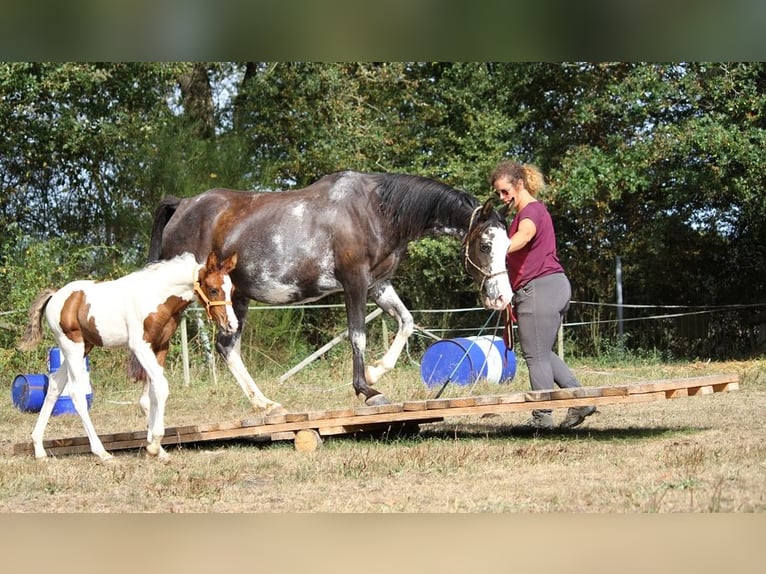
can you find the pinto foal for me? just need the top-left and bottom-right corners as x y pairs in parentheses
(18, 251), (238, 462)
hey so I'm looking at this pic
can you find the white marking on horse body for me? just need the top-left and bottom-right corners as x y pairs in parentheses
(291, 202), (306, 218)
(328, 173), (359, 202)
(350, 330), (367, 353)
(481, 227), (513, 310)
(365, 283), (415, 385)
(222, 275), (238, 330)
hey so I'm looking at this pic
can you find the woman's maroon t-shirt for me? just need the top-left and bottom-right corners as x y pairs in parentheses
(506, 201), (564, 291)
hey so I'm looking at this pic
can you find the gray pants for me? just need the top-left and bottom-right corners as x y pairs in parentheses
(514, 273), (580, 413)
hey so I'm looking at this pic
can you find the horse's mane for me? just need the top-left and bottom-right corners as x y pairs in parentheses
(372, 173), (478, 240)
(141, 252), (199, 278)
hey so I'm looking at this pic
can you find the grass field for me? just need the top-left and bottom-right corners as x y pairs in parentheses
(1, 349), (764, 513)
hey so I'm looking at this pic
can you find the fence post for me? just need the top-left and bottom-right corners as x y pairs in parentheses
(180, 315), (190, 387)
(558, 323), (564, 359)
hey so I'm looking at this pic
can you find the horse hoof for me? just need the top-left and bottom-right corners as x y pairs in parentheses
(264, 403), (287, 416)
(365, 394), (390, 407)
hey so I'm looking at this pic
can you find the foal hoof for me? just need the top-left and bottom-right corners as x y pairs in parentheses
(365, 393), (391, 407)
(263, 403), (287, 417)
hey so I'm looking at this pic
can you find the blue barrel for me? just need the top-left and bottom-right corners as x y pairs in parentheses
(48, 346), (90, 374)
(47, 347), (93, 415)
(420, 335), (516, 388)
(11, 374), (48, 412)
(11, 373), (94, 415)
(11, 348), (93, 415)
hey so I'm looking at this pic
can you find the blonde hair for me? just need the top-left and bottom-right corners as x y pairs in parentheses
(489, 161), (546, 197)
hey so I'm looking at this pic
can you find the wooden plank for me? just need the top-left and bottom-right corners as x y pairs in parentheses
(269, 431), (296, 441)
(549, 388), (579, 400)
(600, 386), (630, 397)
(448, 397), (477, 408)
(264, 413), (287, 425)
(285, 413), (310, 423)
(306, 410), (332, 421)
(499, 392), (526, 404)
(12, 373), (739, 457)
(402, 400), (428, 411)
(241, 416), (265, 428)
(524, 390), (552, 402)
(425, 398), (452, 410)
(474, 395), (501, 406)
(665, 388), (689, 399)
(353, 403), (403, 416)
(627, 374), (736, 394)
(326, 408), (355, 419)
(573, 387), (603, 399)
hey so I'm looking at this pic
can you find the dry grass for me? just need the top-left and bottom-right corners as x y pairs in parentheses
(1, 351), (764, 513)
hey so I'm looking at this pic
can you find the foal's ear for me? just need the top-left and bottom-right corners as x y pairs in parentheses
(221, 252), (238, 272)
(498, 202), (511, 219)
(205, 251), (220, 268)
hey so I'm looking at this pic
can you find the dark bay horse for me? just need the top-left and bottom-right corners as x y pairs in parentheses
(149, 171), (512, 414)
(18, 251), (239, 461)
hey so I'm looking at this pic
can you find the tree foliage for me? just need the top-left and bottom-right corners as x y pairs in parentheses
(1, 62), (764, 360)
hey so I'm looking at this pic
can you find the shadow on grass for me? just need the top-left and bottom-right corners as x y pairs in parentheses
(418, 422), (708, 443)
(177, 420), (709, 453)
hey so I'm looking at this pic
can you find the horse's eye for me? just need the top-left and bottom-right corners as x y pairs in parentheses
(209, 288), (219, 296)
(480, 243), (491, 254)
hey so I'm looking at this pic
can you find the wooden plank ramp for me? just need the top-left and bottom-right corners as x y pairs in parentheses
(12, 373), (739, 456)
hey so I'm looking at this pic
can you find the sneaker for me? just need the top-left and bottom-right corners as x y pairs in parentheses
(559, 405), (597, 429)
(523, 410), (554, 430)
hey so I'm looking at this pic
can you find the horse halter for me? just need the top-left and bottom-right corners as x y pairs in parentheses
(462, 206), (507, 291)
(193, 266), (232, 320)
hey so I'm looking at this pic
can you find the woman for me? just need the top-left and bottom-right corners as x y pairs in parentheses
(491, 160), (596, 430)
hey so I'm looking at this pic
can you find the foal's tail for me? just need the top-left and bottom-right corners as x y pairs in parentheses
(17, 289), (56, 352)
(148, 196), (181, 262)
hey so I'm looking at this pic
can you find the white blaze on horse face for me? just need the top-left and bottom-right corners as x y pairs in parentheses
(482, 226), (513, 310)
(222, 274), (239, 332)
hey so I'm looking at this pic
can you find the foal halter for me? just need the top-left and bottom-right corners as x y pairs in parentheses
(462, 206), (507, 291)
(193, 267), (232, 319)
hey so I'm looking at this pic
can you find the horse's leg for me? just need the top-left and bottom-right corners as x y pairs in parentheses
(138, 380), (150, 417)
(131, 344), (170, 460)
(365, 281), (414, 386)
(66, 356), (113, 462)
(30, 367), (65, 460)
(343, 282), (389, 406)
(215, 294), (285, 415)
(53, 347), (113, 462)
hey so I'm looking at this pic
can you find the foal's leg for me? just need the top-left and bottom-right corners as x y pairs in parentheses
(30, 367), (65, 459)
(131, 345), (170, 460)
(65, 355), (113, 462)
(215, 295), (284, 414)
(139, 380), (150, 417)
(31, 348), (112, 462)
(365, 281), (415, 386)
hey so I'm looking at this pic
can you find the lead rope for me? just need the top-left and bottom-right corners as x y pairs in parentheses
(465, 310), (506, 396)
(432, 309), (500, 399)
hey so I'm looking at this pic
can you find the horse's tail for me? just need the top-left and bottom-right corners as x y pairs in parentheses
(148, 196), (181, 262)
(16, 288), (56, 351)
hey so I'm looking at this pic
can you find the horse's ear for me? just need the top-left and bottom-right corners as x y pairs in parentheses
(222, 252), (238, 272)
(498, 202), (511, 220)
(481, 198), (495, 218)
(205, 251), (220, 269)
